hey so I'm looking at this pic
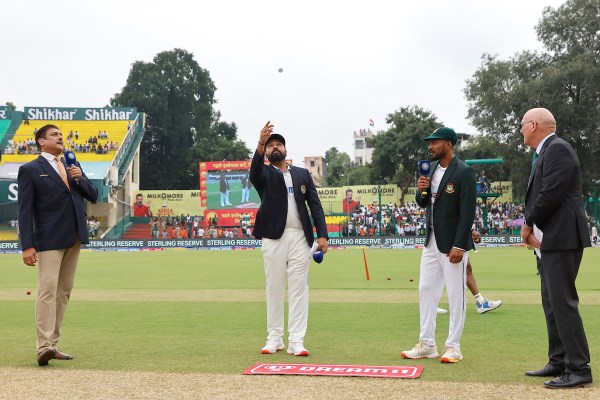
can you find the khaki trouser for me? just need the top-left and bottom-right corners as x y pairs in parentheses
(36, 239), (81, 353)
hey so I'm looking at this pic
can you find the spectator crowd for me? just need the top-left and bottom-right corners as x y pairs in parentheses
(3, 128), (120, 155)
(339, 201), (528, 237)
(147, 214), (254, 239)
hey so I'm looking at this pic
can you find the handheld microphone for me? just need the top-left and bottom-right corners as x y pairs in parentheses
(311, 242), (325, 264)
(418, 160), (431, 196)
(64, 150), (79, 185)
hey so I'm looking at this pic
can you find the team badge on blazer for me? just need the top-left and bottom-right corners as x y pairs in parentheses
(301, 185), (307, 194)
(445, 183), (455, 194)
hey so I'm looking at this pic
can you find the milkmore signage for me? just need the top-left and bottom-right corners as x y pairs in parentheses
(0, 235), (525, 252)
(0, 106), (9, 119)
(24, 107), (138, 121)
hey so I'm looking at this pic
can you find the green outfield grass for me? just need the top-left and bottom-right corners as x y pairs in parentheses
(0, 246), (599, 383)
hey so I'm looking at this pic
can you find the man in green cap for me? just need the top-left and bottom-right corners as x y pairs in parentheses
(401, 127), (477, 363)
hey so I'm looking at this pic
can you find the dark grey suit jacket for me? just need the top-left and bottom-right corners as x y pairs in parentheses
(525, 135), (591, 251)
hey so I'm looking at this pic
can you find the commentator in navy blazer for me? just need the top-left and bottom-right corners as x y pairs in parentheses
(249, 150), (328, 248)
(18, 155), (98, 252)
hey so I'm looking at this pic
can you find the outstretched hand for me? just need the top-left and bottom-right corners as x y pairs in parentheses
(257, 121), (274, 155)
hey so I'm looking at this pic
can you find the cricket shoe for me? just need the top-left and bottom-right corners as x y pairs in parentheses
(401, 341), (439, 359)
(261, 340), (285, 354)
(440, 347), (463, 363)
(437, 307), (448, 314)
(476, 298), (503, 314)
(287, 341), (309, 356)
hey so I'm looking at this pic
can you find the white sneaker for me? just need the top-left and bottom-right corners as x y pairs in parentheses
(287, 341), (309, 356)
(437, 307), (448, 314)
(440, 347), (463, 363)
(476, 298), (503, 314)
(261, 339), (284, 354)
(401, 341), (439, 359)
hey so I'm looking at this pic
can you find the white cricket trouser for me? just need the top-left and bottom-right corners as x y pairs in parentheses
(419, 229), (468, 349)
(262, 229), (311, 342)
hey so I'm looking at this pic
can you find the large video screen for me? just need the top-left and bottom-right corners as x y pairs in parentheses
(199, 160), (258, 226)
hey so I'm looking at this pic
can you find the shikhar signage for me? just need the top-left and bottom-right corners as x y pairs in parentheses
(24, 107), (138, 121)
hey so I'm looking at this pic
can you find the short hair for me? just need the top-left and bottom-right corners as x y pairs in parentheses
(346, 188), (353, 195)
(35, 124), (60, 150)
(136, 193), (143, 199)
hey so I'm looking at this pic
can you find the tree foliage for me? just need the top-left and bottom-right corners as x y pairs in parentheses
(111, 48), (250, 189)
(369, 106), (441, 203)
(322, 147), (372, 187)
(324, 147), (352, 187)
(347, 164), (372, 186)
(465, 0), (600, 200)
(456, 135), (511, 184)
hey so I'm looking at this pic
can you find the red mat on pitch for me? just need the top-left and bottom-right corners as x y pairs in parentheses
(243, 363), (423, 378)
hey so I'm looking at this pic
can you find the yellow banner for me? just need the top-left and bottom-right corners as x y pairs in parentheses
(319, 184), (400, 214)
(136, 190), (203, 217)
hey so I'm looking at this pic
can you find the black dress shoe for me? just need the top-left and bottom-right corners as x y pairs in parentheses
(54, 349), (74, 360)
(37, 348), (55, 366)
(525, 364), (564, 377)
(544, 373), (593, 389)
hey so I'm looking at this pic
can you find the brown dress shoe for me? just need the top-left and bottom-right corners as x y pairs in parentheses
(37, 348), (55, 366)
(54, 349), (74, 360)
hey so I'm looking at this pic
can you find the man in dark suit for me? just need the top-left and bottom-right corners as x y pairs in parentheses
(401, 127), (476, 364)
(250, 121), (328, 357)
(520, 108), (592, 389)
(219, 173), (231, 206)
(18, 124), (98, 366)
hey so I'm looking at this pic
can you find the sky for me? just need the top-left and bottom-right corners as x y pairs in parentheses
(1, 0), (567, 164)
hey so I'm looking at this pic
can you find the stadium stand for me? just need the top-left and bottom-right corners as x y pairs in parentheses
(1, 120), (131, 163)
(1, 107), (147, 243)
(0, 229), (18, 240)
(325, 215), (348, 234)
(123, 223), (152, 239)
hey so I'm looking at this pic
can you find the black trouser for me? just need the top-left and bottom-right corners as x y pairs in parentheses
(537, 250), (591, 378)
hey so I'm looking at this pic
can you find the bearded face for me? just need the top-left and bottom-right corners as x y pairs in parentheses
(266, 140), (286, 163)
(267, 148), (286, 163)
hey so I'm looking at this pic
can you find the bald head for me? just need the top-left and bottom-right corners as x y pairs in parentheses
(520, 108), (557, 148)
(523, 108), (556, 127)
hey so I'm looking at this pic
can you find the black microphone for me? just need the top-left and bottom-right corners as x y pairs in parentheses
(64, 150), (79, 185)
(418, 160), (431, 196)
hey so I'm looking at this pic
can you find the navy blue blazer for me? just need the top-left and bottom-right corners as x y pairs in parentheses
(249, 151), (328, 247)
(18, 155), (99, 252)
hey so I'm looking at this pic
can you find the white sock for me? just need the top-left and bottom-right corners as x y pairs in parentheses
(474, 293), (484, 304)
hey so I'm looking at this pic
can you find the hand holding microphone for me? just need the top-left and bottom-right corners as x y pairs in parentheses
(311, 241), (326, 264)
(418, 160), (431, 197)
(64, 150), (81, 185)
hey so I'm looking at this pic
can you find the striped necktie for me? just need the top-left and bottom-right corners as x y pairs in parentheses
(55, 156), (70, 189)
